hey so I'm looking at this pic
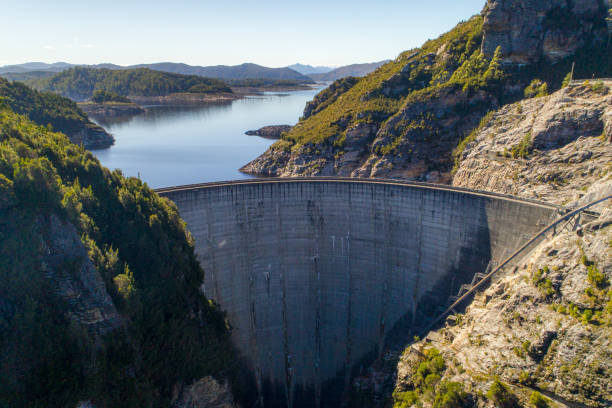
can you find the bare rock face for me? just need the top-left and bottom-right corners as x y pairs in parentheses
(453, 80), (612, 205)
(173, 377), (238, 408)
(481, 0), (608, 64)
(43, 214), (122, 333)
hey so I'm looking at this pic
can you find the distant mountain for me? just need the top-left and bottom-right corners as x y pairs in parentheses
(130, 62), (313, 82)
(0, 70), (57, 82)
(0, 62), (314, 83)
(0, 62), (73, 74)
(287, 63), (334, 75)
(308, 61), (390, 81)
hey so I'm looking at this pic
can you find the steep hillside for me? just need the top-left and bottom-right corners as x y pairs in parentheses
(242, 0), (610, 182)
(388, 78), (612, 408)
(0, 77), (113, 149)
(453, 80), (612, 203)
(308, 60), (390, 81)
(0, 107), (244, 407)
(393, 203), (612, 408)
(29, 67), (233, 101)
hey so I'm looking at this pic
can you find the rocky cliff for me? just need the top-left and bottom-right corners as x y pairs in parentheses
(481, 0), (608, 64)
(393, 203), (612, 407)
(388, 81), (612, 408)
(241, 0), (610, 182)
(453, 80), (612, 204)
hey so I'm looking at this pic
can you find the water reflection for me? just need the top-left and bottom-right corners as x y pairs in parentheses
(92, 88), (323, 188)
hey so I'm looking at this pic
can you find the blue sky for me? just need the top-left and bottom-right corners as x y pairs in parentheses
(1, 0), (486, 67)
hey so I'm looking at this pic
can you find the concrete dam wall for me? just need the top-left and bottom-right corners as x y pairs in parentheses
(158, 178), (558, 407)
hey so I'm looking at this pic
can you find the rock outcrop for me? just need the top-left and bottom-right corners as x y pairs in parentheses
(481, 0), (609, 64)
(68, 123), (115, 150)
(42, 214), (122, 333)
(388, 80), (612, 408)
(245, 125), (292, 139)
(173, 377), (239, 408)
(453, 80), (612, 204)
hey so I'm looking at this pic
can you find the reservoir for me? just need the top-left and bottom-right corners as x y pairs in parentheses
(92, 87), (323, 188)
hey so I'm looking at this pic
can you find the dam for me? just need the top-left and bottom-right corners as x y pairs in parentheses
(157, 178), (559, 407)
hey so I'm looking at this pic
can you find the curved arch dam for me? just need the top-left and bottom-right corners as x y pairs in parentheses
(157, 178), (559, 407)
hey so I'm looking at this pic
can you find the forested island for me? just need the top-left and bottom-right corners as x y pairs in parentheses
(77, 90), (145, 119)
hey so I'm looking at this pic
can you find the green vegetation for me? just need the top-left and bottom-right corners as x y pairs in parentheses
(267, 10), (609, 176)
(487, 379), (519, 408)
(393, 348), (470, 408)
(524, 79), (549, 98)
(302, 76), (360, 119)
(30, 66), (232, 101)
(510, 133), (532, 159)
(0, 77), (102, 136)
(451, 111), (494, 174)
(561, 72), (572, 88)
(0, 70), (56, 82)
(90, 89), (131, 103)
(0, 107), (237, 407)
(532, 266), (557, 297)
(588, 80), (608, 94)
(587, 264), (609, 289)
(529, 391), (550, 408)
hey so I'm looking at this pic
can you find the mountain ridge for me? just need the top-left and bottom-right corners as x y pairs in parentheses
(0, 61), (314, 82)
(308, 60), (390, 81)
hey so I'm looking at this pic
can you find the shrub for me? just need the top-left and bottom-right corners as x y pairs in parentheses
(561, 72), (572, 88)
(433, 382), (469, 408)
(529, 391), (550, 408)
(588, 80), (607, 94)
(487, 379), (520, 408)
(587, 264), (609, 289)
(511, 133), (532, 159)
(524, 79), (549, 98)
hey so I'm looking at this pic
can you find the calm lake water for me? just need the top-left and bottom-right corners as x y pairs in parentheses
(92, 87), (323, 188)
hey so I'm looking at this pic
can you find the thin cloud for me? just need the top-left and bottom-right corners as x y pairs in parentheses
(82, 44), (95, 49)
(43, 45), (56, 50)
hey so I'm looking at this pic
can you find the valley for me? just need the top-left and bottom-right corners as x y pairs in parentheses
(0, 0), (610, 407)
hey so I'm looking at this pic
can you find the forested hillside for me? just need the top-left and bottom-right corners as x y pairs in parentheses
(30, 67), (233, 101)
(0, 106), (242, 407)
(0, 77), (113, 149)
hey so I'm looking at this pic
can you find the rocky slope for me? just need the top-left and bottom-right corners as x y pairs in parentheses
(453, 80), (612, 204)
(393, 203), (612, 407)
(388, 83), (612, 408)
(241, 0), (610, 182)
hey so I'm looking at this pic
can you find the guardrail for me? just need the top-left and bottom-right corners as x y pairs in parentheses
(418, 194), (612, 337)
